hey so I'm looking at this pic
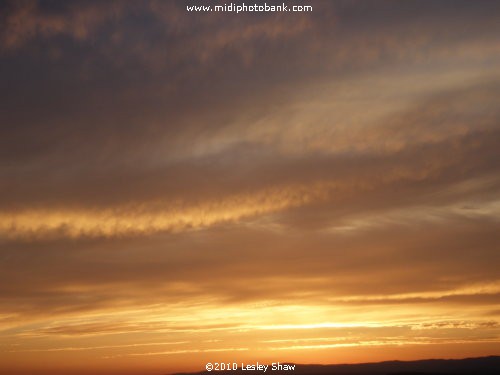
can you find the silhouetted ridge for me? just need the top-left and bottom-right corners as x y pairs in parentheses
(171, 356), (500, 375)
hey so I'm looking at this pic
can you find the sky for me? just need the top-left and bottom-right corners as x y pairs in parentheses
(0, 0), (499, 374)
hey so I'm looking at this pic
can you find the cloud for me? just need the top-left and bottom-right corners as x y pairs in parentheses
(1, 1), (500, 371)
(0, 0), (122, 49)
(0, 182), (332, 239)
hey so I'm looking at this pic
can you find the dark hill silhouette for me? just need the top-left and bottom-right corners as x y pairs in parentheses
(171, 356), (500, 375)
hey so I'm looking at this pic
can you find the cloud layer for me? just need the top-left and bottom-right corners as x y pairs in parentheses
(1, 1), (499, 374)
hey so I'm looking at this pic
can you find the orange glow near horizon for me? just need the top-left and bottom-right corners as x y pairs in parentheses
(2, 285), (500, 373)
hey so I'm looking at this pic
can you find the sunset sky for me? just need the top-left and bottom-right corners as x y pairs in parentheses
(0, 1), (499, 374)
